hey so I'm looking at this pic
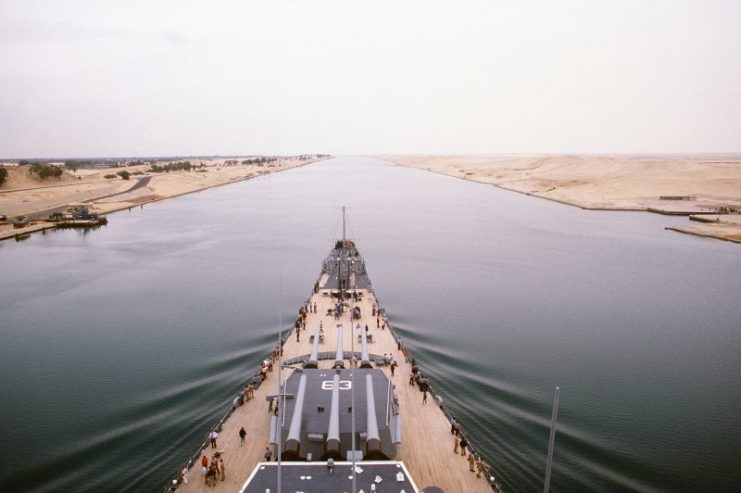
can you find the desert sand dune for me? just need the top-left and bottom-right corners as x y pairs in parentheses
(382, 154), (741, 243)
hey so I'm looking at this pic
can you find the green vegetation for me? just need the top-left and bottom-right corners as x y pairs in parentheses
(28, 163), (63, 180)
(0, 167), (7, 185)
(64, 160), (81, 173)
(149, 161), (197, 173)
(238, 157), (277, 166)
(116, 170), (131, 180)
(19, 160), (67, 180)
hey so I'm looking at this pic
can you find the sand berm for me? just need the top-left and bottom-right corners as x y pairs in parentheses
(381, 154), (741, 244)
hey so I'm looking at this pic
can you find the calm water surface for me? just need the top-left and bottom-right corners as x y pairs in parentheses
(1, 157), (740, 492)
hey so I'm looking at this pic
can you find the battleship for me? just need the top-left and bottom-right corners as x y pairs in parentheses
(167, 222), (501, 493)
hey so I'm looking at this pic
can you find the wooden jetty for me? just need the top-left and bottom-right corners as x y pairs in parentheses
(53, 217), (108, 229)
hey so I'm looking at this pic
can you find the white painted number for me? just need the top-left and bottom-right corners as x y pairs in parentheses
(321, 380), (352, 390)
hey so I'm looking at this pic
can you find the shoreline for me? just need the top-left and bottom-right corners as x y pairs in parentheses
(0, 156), (328, 242)
(665, 226), (741, 244)
(380, 154), (741, 244)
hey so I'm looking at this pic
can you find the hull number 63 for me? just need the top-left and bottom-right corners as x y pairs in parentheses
(321, 380), (352, 390)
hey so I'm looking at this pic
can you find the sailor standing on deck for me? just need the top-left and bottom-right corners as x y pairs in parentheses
(476, 455), (486, 478)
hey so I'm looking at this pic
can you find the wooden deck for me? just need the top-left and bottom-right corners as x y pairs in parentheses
(175, 288), (494, 492)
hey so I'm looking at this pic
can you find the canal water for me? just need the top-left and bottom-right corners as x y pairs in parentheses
(1, 157), (739, 492)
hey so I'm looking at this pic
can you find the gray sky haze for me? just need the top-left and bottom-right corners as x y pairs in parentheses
(1, 0), (739, 157)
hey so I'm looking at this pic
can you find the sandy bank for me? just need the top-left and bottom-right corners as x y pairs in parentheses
(381, 154), (741, 244)
(668, 214), (741, 244)
(0, 156), (326, 241)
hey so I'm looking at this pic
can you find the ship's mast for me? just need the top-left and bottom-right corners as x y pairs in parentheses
(339, 206), (348, 296)
(342, 205), (357, 493)
(277, 280), (283, 493)
(349, 288), (357, 493)
(543, 386), (560, 493)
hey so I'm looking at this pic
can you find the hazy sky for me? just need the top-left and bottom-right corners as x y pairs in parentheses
(1, 0), (739, 157)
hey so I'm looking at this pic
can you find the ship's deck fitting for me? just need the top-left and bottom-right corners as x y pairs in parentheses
(238, 461), (418, 493)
